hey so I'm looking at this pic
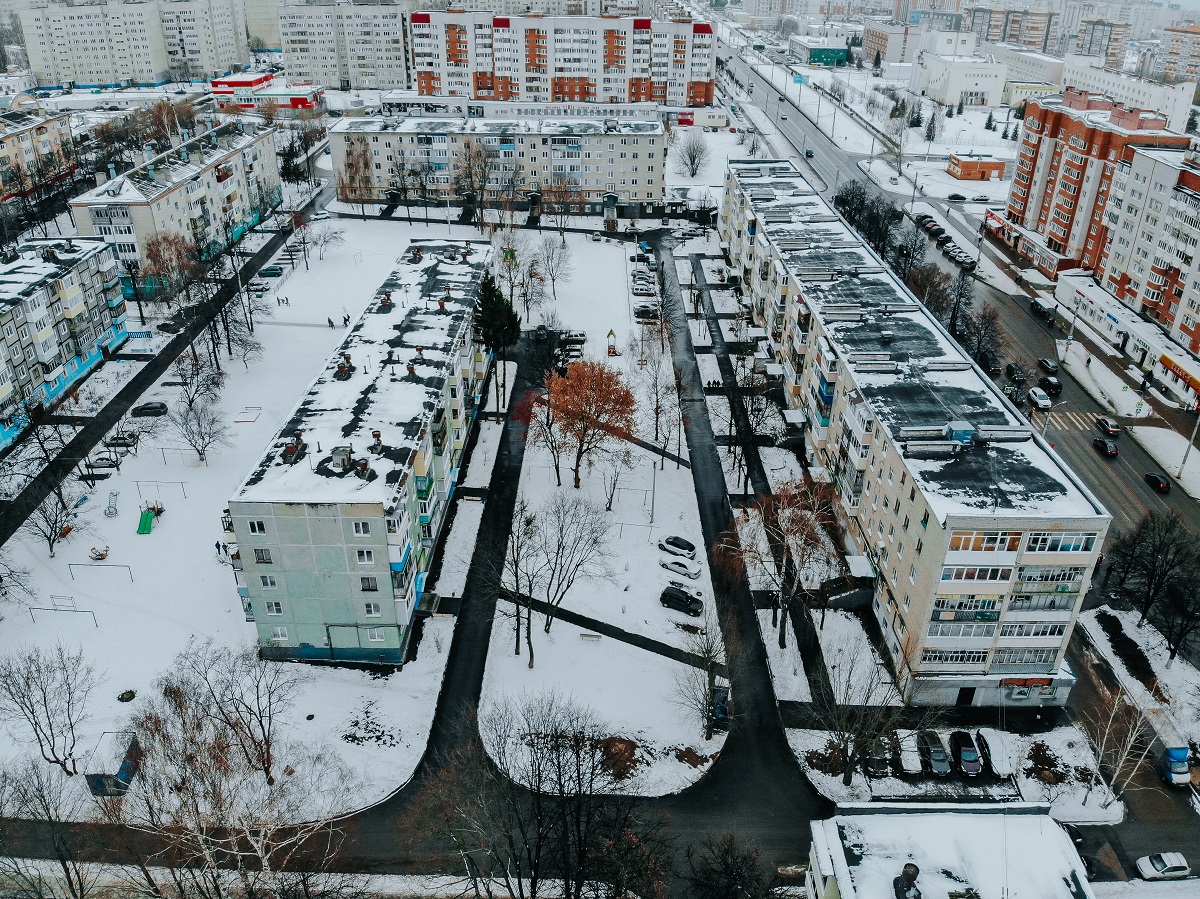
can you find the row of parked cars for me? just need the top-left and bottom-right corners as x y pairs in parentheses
(865, 728), (1008, 780)
(913, 214), (977, 272)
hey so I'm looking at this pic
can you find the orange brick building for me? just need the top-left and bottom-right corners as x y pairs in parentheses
(947, 155), (1006, 180)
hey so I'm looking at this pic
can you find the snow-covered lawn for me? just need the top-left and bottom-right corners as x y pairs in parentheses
(66, 358), (148, 414)
(815, 609), (897, 704)
(710, 287), (743, 315)
(1060, 340), (1153, 419)
(758, 611), (811, 702)
(664, 124), (746, 195)
(700, 259), (730, 285)
(429, 500), (484, 603)
(1079, 607), (1200, 747)
(462, 421), (504, 490)
(1, 218), (472, 818)
(759, 446), (806, 491)
(696, 352), (723, 386)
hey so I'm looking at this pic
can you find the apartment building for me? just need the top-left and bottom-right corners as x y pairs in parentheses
(1160, 23), (1200, 83)
(892, 0), (961, 24)
(0, 238), (127, 452)
(1061, 56), (1194, 132)
(1060, 0), (1185, 45)
(1072, 18), (1129, 70)
(70, 122), (281, 278)
(329, 114), (664, 207)
(18, 0), (249, 88)
(720, 159), (1109, 707)
(0, 108), (74, 203)
(862, 21), (922, 65)
(965, 5), (1059, 53)
(226, 240), (492, 664)
(245, 0), (282, 50)
(407, 11), (715, 107)
(279, 0), (409, 90)
(1095, 147), (1200, 354)
(981, 41), (1066, 84)
(1001, 89), (1189, 280)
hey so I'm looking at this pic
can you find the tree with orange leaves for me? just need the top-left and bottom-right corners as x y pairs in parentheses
(545, 359), (637, 489)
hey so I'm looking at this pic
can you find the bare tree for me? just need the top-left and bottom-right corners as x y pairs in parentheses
(1108, 512), (1197, 625)
(674, 610), (740, 741)
(675, 131), (712, 178)
(1152, 580), (1200, 667)
(536, 491), (611, 632)
(258, 98), (281, 127)
(500, 495), (544, 667)
(312, 224), (346, 260)
(453, 137), (497, 226)
(684, 833), (785, 899)
(890, 222), (927, 282)
(518, 392), (566, 487)
(961, 304), (1005, 366)
(886, 115), (909, 173)
(172, 352), (225, 412)
(336, 134), (375, 216)
(0, 643), (98, 775)
(541, 174), (583, 240)
(168, 398), (231, 462)
(535, 235), (573, 302)
(21, 489), (89, 559)
(1079, 683), (1155, 807)
(0, 547), (36, 603)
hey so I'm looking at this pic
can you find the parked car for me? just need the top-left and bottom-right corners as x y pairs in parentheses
(896, 730), (923, 776)
(659, 535), (696, 558)
(709, 683), (731, 731)
(980, 352), (1002, 375)
(559, 331), (587, 346)
(660, 585), (703, 616)
(864, 736), (892, 778)
(917, 730), (951, 776)
(1160, 746), (1191, 786)
(975, 728), (1014, 778)
(914, 214), (932, 225)
(86, 454), (122, 469)
(104, 433), (138, 448)
(1038, 376), (1063, 396)
(962, 259), (977, 271)
(1145, 472), (1171, 493)
(948, 193), (966, 201)
(131, 401), (168, 417)
(972, 194), (990, 202)
(928, 227), (945, 238)
(634, 305), (660, 319)
(948, 730), (983, 776)
(632, 285), (656, 297)
(936, 233), (953, 246)
(1005, 363), (1026, 383)
(660, 555), (702, 579)
(259, 265), (284, 277)
(1038, 357), (1059, 374)
(1136, 853), (1190, 880)
(638, 241), (652, 253)
(1027, 387), (1052, 411)
(1093, 438), (1120, 457)
(1096, 417), (1121, 435)
(1059, 821), (1084, 848)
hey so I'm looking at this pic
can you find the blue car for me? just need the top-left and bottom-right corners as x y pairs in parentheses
(639, 241), (652, 254)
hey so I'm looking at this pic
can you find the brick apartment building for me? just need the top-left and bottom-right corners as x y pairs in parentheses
(998, 88), (1190, 279)
(407, 11), (715, 106)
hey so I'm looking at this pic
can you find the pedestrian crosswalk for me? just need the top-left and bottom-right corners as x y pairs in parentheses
(1039, 410), (1102, 432)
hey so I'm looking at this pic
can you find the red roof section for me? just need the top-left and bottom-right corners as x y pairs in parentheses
(634, 17), (651, 29)
(493, 16), (509, 27)
(411, 12), (430, 24)
(693, 22), (713, 34)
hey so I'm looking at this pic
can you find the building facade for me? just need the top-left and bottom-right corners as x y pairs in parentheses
(227, 240), (492, 664)
(0, 108), (75, 203)
(980, 41), (1065, 84)
(0, 238), (127, 452)
(1000, 89), (1190, 280)
(788, 36), (848, 67)
(158, 0), (247, 83)
(211, 72), (326, 112)
(1073, 18), (1129, 70)
(911, 52), (1006, 106)
(1062, 55), (1194, 132)
(862, 20), (922, 65)
(407, 11), (715, 107)
(1159, 23), (1200, 83)
(70, 122), (281, 275)
(721, 159), (1108, 707)
(279, 0), (410, 90)
(965, 4), (1059, 52)
(329, 113), (664, 207)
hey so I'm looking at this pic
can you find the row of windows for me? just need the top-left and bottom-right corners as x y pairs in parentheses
(264, 599), (382, 616)
(948, 531), (1021, 552)
(1026, 532), (1097, 553)
(267, 625), (385, 642)
(921, 647), (1059, 665)
(927, 622), (995, 638)
(247, 518), (373, 536)
(261, 574), (379, 591)
(940, 566), (1013, 581)
(999, 621), (1067, 638)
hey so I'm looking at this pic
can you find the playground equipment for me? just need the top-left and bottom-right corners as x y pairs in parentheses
(89, 546), (109, 561)
(137, 501), (165, 535)
(105, 491), (119, 518)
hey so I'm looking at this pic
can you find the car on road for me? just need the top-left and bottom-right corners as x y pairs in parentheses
(1145, 472), (1171, 493)
(680, 227), (703, 238)
(310, 211), (331, 221)
(805, 149), (814, 158)
(1095, 417), (1121, 435)
(660, 585), (703, 616)
(1092, 438), (1120, 457)
(972, 194), (990, 202)
(659, 535), (697, 558)
(710, 684), (731, 731)
(659, 555), (702, 579)
(889, 176), (900, 185)
(917, 730), (951, 776)
(948, 730), (983, 776)
(780, 113), (788, 121)
(1005, 363), (1026, 383)
(639, 241), (652, 253)
(1027, 387), (1052, 410)
(980, 351), (1002, 375)
(1038, 376), (1063, 396)
(131, 402), (168, 417)
(864, 736), (892, 778)
(1038, 357), (1059, 374)
(1135, 853), (1190, 880)
(948, 193), (966, 201)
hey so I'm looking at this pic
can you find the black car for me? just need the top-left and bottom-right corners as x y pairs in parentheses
(949, 730), (983, 776)
(1005, 363), (1026, 383)
(917, 730), (951, 776)
(1038, 376), (1063, 396)
(948, 193), (967, 201)
(660, 585), (703, 617)
(805, 149), (815, 158)
(864, 735), (892, 778)
(259, 265), (284, 277)
(928, 226), (945, 237)
(1038, 357), (1059, 374)
(936, 233), (954, 245)
(709, 685), (731, 731)
(1093, 438), (1119, 457)
(980, 351), (1002, 375)
(131, 402), (168, 417)
(1145, 473), (1171, 493)
(1060, 821), (1085, 848)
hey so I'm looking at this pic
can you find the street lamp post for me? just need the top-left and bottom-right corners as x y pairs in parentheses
(1177, 408), (1200, 477)
(1041, 401), (1068, 437)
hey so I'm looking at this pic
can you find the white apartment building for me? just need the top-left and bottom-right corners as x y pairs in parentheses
(279, 0), (409, 90)
(721, 159), (1109, 707)
(18, 0), (249, 88)
(1061, 55), (1194, 132)
(70, 122), (281, 271)
(911, 52), (1006, 106)
(0, 238), (127, 453)
(245, 0), (282, 50)
(407, 11), (715, 107)
(330, 114), (664, 208)
(980, 40), (1066, 84)
(0, 108), (74, 203)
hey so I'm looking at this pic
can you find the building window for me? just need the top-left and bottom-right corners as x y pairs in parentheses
(1000, 621), (1067, 638)
(361, 576), (379, 592)
(265, 601), (283, 615)
(356, 549), (374, 564)
(270, 626), (288, 642)
(921, 648), (989, 665)
(949, 531), (1022, 552)
(254, 548), (272, 564)
(248, 520), (266, 534)
(354, 521), (371, 535)
(994, 647), (1058, 666)
(940, 566), (1013, 581)
(927, 621), (996, 638)
(366, 627), (385, 642)
(364, 601), (381, 617)
(1026, 532), (1097, 553)
(260, 575), (277, 589)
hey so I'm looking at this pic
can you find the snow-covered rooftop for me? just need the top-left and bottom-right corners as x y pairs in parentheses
(813, 804), (1096, 899)
(0, 238), (110, 307)
(331, 115), (663, 137)
(729, 161), (1105, 521)
(233, 239), (492, 506)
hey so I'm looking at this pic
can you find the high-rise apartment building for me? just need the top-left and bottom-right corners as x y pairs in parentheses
(407, 11), (715, 106)
(965, 5), (1059, 53)
(1061, 55), (1194, 132)
(1000, 89), (1190, 280)
(1160, 23), (1200, 83)
(1073, 18), (1129, 69)
(279, 0), (409, 90)
(721, 159), (1109, 707)
(892, 0), (960, 24)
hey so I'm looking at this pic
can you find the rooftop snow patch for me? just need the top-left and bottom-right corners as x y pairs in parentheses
(234, 240), (491, 505)
(0, 238), (111, 306)
(815, 804), (1096, 899)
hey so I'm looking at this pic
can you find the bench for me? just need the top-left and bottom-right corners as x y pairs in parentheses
(579, 633), (602, 642)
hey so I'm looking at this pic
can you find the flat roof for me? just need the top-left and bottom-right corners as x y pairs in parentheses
(814, 805), (1095, 899)
(729, 161), (1105, 522)
(330, 116), (663, 136)
(234, 240), (492, 506)
(0, 238), (109, 307)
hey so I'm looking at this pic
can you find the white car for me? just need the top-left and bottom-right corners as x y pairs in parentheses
(632, 285), (656, 297)
(658, 535), (697, 558)
(310, 211), (331, 221)
(660, 556), (702, 579)
(1027, 387), (1052, 411)
(1136, 853), (1190, 880)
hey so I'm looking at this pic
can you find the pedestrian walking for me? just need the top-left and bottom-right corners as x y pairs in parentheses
(328, 317), (335, 328)
(222, 543), (229, 557)
(215, 540), (222, 555)
(343, 314), (350, 327)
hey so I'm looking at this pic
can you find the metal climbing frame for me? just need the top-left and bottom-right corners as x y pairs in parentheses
(104, 491), (119, 518)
